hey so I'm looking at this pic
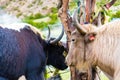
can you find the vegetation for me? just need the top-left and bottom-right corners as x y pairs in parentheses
(22, 6), (58, 29)
(22, 0), (120, 30)
(112, 10), (120, 18)
(22, 0), (77, 29)
(22, 12), (58, 29)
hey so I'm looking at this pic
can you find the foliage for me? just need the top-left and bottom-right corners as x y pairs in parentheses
(113, 0), (120, 6)
(112, 10), (120, 18)
(96, 0), (109, 7)
(0, 6), (6, 9)
(22, 0), (120, 29)
(69, 1), (77, 8)
(96, 0), (120, 7)
(22, 13), (58, 29)
(26, 13), (44, 19)
(21, 0), (79, 29)
(49, 13), (58, 24)
(51, 7), (58, 13)
(42, 6), (48, 10)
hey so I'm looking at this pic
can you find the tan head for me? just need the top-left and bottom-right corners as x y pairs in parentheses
(66, 8), (100, 79)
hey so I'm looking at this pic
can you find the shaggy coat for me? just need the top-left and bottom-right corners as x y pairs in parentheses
(0, 23), (67, 80)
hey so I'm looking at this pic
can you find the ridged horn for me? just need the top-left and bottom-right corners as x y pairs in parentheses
(73, 7), (87, 34)
(97, 12), (102, 27)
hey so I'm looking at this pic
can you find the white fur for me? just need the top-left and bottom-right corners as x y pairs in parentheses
(0, 23), (32, 32)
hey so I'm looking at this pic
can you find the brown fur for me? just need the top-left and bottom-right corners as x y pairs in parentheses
(66, 20), (120, 80)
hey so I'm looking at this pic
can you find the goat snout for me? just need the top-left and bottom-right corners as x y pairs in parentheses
(77, 70), (88, 80)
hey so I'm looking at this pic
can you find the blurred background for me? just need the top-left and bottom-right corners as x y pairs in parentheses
(0, 0), (120, 80)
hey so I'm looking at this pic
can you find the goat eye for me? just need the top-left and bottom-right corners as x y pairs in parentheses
(72, 39), (75, 42)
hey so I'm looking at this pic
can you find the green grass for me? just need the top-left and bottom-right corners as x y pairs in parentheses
(99, 72), (109, 80)
(59, 69), (70, 80)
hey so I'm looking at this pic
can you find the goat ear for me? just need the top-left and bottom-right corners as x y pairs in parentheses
(85, 32), (97, 42)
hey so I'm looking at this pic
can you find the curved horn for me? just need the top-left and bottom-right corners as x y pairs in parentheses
(50, 25), (64, 44)
(73, 7), (87, 34)
(46, 26), (51, 40)
(97, 12), (102, 27)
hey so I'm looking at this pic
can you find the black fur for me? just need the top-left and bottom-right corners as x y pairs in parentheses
(0, 25), (67, 80)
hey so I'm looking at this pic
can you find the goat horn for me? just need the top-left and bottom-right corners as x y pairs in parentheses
(73, 7), (87, 34)
(97, 12), (102, 27)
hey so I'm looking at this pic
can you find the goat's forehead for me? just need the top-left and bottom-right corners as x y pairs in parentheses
(84, 24), (97, 32)
(71, 29), (80, 35)
(71, 24), (97, 35)
(0, 23), (31, 32)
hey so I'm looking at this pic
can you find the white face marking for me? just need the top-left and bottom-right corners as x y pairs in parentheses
(0, 23), (31, 32)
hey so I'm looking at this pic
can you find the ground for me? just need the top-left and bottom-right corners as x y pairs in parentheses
(0, 0), (59, 19)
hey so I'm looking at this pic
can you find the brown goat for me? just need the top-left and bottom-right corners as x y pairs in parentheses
(66, 8), (120, 80)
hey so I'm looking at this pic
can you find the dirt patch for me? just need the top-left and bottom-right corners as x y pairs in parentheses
(0, 0), (58, 19)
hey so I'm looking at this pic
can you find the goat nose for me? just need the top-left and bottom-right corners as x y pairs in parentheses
(78, 70), (88, 80)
